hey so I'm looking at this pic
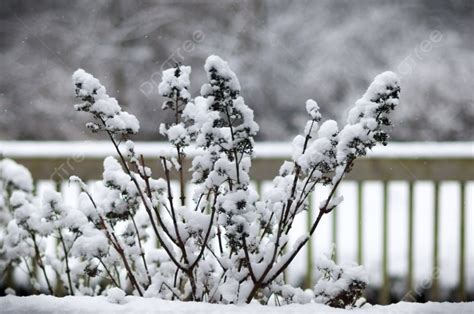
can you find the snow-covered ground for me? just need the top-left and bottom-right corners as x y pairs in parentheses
(0, 295), (473, 314)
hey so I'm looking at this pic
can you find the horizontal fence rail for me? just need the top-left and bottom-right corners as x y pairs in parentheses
(1, 141), (473, 303)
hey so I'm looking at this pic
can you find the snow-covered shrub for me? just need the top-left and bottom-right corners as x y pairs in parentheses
(0, 158), (93, 295)
(0, 55), (400, 307)
(313, 250), (368, 308)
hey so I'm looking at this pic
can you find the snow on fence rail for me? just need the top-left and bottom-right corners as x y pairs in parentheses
(1, 141), (473, 182)
(1, 141), (473, 303)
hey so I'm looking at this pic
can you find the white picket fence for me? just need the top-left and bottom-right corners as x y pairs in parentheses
(1, 141), (473, 303)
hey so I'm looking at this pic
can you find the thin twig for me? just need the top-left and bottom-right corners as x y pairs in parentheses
(242, 236), (257, 283)
(129, 213), (152, 286)
(97, 257), (120, 288)
(57, 229), (74, 295)
(30, 232), (54, 295)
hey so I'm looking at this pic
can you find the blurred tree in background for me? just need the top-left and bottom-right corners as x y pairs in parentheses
(0, 0), (472, 141)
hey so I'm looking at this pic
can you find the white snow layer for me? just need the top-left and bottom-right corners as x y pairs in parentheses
(0, 296), (472, 314)
(204, 55), (241, 91)
(158, 65), (192, 101)
(0, 158), (33, 192)
(1, 141), (472, 159)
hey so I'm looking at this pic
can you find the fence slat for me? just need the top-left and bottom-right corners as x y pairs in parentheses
(459, 181), (466, 301)
(255, 181), (262, 198)
(407, 181), (414, 293)
(357, 182), (364, 265)
(432, 182), (440, 301)
(380, 181), (390, 304)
